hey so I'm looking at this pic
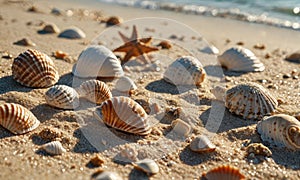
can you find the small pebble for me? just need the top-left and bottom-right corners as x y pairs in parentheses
(283, 74), (291, 79)
(253, 43), (266, 50)
(236, 41), (244, 45)
(13, 38), (36, 46)
(90, 155), (105, 167)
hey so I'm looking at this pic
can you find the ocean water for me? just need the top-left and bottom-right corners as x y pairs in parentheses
(98, 0), (300, 30)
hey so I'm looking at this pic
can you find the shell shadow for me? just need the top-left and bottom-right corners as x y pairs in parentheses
(57, 73), (74, 86)
(0, 75), (32, 94)
(267, 147), (300, 169)
(203, 65), (224, 78)
(285, 58), (300, 64)
(0, 126), (14, 139)
(179, 145), (218, 166)
(145, 79), (194, 95)
(30, 104), (63, 123)
(128, 169), (150, 180)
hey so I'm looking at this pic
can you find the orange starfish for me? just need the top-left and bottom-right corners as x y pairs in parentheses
(113, 25), (159, 64)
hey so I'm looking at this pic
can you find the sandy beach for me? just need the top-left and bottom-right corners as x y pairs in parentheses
(0, 0), (300, 179)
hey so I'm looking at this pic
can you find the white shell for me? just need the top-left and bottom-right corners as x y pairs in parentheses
(115, 76), (137, 92)
(200, 45), (219, 55)
(190, 135), (216, 153)
(218, 47), (265, 72)
(132, 159), (159, 175)
(163, 56), (206, 86)
(42, 141), (66, 155)
(58, 27), (86, 39)
(171, 119), (191, 137)
(92, 171), (122, 180)
(72, 45), (124, 78)
(45, 85), (79, 109)
(257, 114), (300, 150)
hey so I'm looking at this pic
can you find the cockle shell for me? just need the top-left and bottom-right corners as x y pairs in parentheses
(202, 165), (245, 180)
(257, 114), (300, 150)
(0, 103), (40, 134)
(45, 85), (80, 109)
(58, 27), (86, 39)
(94, 96), (151, 135)
(42, 141), (66, 155)
(72, 45), (124, 78)
(12, 49), (59, 88)
(114, 76), (137, 92)
(77, 80), (112, 104)
(218, 47), (265, 72)
(225, 82), (278, 120)
(190, 135), (216, 153)
(163, 56), (206, 86)
(132, 159), (159, 176)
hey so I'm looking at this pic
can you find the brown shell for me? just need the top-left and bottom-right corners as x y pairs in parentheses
(94, 96), (151, 135)
(0, 103), (40, 134)
(202, 165), (245, 180)
(12, 49), (59, 88)
(189, 135), (216, 153)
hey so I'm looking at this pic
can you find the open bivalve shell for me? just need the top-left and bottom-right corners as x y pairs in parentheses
(202, 165), (245, 180)
(257, 114), (300, 150)
(0, 103), (40, 134)
(12, 49), (59, 88)
(94, 96), (151, 135)
(42, 141), (66, 155)
(132, 159), (159, 176)
(190, 135), (216, 153)
(72, 45), (124, 78)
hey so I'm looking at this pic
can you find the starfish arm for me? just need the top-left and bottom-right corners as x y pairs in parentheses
(113, 43), (133, 53)
(131, 25), (138, 41)
(118, 31), (130, 42)
(140, 37), (152, 45)
(122, 50), (134, 64)
(137, 44), (159, 53)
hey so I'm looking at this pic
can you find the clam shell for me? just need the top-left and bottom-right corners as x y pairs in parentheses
(202, 165), (245, 180)
(190, 135), (216, 153)
(218, 47), (265, 72)
(0, 103), (40, 134)
(72, 45), (124, 78)
(257, 114), (300, 150)
(225, 82), (278, 120)
(171, 119), (191, 137)
(92, 171), (122, 180)
(12, 49), (59, 88)
(115, 76), (137, 92)
(163, 56), (206, 86)
(58, 27), (86, 39)
(94, 96), (151, 135)
(45, 85), (79, 109)
(132, 159), (159, 176)
(42, 141), (66, 155)
(77, 80), (112, 104)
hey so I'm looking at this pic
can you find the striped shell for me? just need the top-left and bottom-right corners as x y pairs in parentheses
(218, 47), (265, 72)
(72, 45), (124, 78)
(257, 114), (300, 150)
(45, 85), (79, 109)
(0, 103), (40, 134)
(225, 82), (278, 120)
(94, 96), (151, 135)
(12, 49), (59, 88)
(190, 135), (216, 153)
(42, 141), (66, 155)
(132, 159), (159, 176)
(163, 56), (206, 86)
(58, 27), (86, 39)
(202, 165), (245, 180)
(115, 76), (137, 92)
(77, 80), (112, 104)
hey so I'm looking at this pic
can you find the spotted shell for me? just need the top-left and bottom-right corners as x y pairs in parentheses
(257, 114), (300, 150)
(12, 49), (59, 88)
(218, 47), (265, 72)
(72, 45), (124, 78)
(225, 82), (278, 120)
(163, 56), (206, 86)
(58, 27), (86, 39)
(132, 159), (159, 176)
(0, 103), (40, 134)
(190, 135), (216, 153)
(77, 80), (112, 104)
(45, 85), (79, 109)
(42, 141), (66, 155)
(114, 76), (137, 92)
(94, 96), (151, 135)
(202, 165), (245, 180)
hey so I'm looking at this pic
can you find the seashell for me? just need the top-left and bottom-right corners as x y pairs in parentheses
(200, 45), (219, 55)
(42, 141), (66, 155)
(285, 51), (300, 64)
(45, 85), (79, 109)
(163, 56), (206, 86)
(53, 50), (68, 59)
(13, 38), (36, 46)
(225, 82), (278, 120)
(246, 143), (272, 157)
(190, 135), (216, 153)
(115, 76), (137, 93)
(218, 47), (265, 72)
(12, 49), (59, 88)
(91, 170), (122, 180)
(132, 159), (159, 176)
(157, 40), (172, 49)
(94, 96), (151, 135)
(39, 23), (60, 34)
(77, 80), (112, 104)
(257, 114), (300, 150)
(58, 27), (86, 39)
(72, 45), (124, 78)
(90, 154), (105, 167)
(106, 16), (123, 26)
(171, 119), (191, 137)
(0, 103), (40, 134)
(202, 165), (245, 180)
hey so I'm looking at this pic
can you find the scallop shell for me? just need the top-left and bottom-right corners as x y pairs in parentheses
(45, 85), (80, 109)
(218, 47), (265, 72)
(225, 82), (278, 120)
(0, 103), (40, 134)
(115, 76), (137, 92)
(257, 114), (300, 150)
(94, 96), (151, 135)
(12, 49), (59, 88)
(190, 135), (216, 153)
(58, 27), (86, 39)
(132, 159), (159, 176)
(202, 165), (245, 180)
(163, 56), (206, 86)
(77, 80), (112, 104)
(72, 45), (124, 78)
(42, 141), (66, 155)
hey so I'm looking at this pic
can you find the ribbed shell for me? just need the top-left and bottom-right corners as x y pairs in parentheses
(45, 85), (79, 109)
(94, 96), (151, 135)
(58, 27), (86, 39)
(42, 141), (66, 155)
(132, 159), (159, 175)
(12, 49), (59, 88)
(0, 103), (40, 134)
(115, 76), (137, 92)
(190, 135), (216, 153)
(257, 114), (300, 150)
(72, 45), (124, 78)
(163, 56), (206, 86)
(77, 80), (112, 104)
(218, 47), (265, 72)
(225, 82), (278, 120)
(202, 165), (245, 180)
